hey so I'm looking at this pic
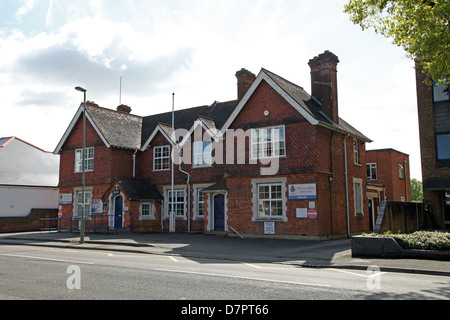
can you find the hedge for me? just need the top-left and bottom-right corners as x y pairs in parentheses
(363, 231), (450, 251)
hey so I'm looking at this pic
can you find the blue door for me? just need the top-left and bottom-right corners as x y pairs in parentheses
(114, 196), (123, 229)
(214, 194), (225, 231)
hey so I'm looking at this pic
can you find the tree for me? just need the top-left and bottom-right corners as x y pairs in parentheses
(411, 178), (424, 203)
(344, 0), (450, 85)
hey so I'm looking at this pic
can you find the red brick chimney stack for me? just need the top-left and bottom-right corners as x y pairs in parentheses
(117, 104), (132, 114)
(308, 51), (340, 124)
(236, 68), (256, 101)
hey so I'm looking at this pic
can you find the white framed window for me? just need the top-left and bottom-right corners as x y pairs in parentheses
(197, 190), (205, 217)
(154, 146), (171, 171)
(75, 147), (94, 173)
(193, 141), (212, 167)
(367, 163), (377, 180)
(164, 188), (186, 218)
(353, 178), (363, 216)
(193, 184), (212, 219)
(252, 177), (287, 221)
(75, 190), (92, 217)
(140, 202), (155, 220)
(353, 140), (360, 165)
(398, 164), (405, 179)
(258, 184), (283, 217)
(251, 126), (285, 159)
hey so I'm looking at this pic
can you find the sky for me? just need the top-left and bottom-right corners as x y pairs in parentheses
(0, 0), (422, 180)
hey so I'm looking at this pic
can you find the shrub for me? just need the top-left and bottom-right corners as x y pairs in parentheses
(383, 231), (450, 251)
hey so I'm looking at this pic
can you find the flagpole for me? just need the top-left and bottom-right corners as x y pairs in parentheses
(170, 93), (175, 232)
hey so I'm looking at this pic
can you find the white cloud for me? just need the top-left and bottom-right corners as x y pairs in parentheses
(0, 0), (423, 178)
(16, 0), (38, 20)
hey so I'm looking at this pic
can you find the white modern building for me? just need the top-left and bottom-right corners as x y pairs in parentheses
(0, 137), (59, 217)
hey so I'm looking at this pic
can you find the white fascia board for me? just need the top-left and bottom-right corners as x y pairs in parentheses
(179, 119), (222, 148)
(53, 105), (83, 154)
(53, 105), (110, 154)
(220, 71), (318, 135)
(142, 125), (176, 151)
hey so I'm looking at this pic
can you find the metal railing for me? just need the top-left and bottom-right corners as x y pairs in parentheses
(39, 213), (134, 234)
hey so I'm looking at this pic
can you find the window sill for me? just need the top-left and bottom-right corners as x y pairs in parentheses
(164, 216), (187, 220)
(250, 155), (287, 161)
(254, 216), (286, 222)
(192, 165), (213, 169)
(139, 216), (156, 221)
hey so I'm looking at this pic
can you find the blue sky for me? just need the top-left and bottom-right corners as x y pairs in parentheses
(0, 0), (421, 179)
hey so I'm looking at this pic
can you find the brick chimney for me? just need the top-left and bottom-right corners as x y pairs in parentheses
(308, 51), (340, 124)
(236, 68), (256, 101)
(117, 104), (132, 114)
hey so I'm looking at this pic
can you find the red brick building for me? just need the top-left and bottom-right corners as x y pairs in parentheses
(415, 64), (450, 230)
(54, 51), (373, 239)
(366, 149), (412, 230)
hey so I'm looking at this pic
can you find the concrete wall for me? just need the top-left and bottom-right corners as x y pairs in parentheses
(0, 185), (59, 217)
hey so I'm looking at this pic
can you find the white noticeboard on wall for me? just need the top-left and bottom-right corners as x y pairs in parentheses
(289, 184), (317, 200)
(59, 193), (73, 205)
(264, 222), (275, 235)
(296, 208), (308, 218)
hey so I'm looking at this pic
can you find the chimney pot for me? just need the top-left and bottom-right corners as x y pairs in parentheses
(308, 51), (340, 124)
(236, 68), (256, 101)
(117, 104), (132, 114)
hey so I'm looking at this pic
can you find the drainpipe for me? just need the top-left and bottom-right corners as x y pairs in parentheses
(344, 133), (351, 238)
(161, 200), (164, 232)
(179, 150), (191, 233)
(404, 159), (408, 202)
(132, 149), (138, 177)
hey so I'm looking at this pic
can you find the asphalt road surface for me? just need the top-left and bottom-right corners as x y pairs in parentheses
(0, 244), (449, 302)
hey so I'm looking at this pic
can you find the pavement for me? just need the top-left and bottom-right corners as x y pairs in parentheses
(0, 231), (449, 277)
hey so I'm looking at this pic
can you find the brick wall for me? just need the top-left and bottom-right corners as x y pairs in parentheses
(0, 209), (58, 233)
(415, 64), (449, 227)
(58, 116), (113, 187)
(375, 201), (425, 234)
(366, 149), (412, 202)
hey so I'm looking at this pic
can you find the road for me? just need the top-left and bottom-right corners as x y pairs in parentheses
(0, 244), (449, 302)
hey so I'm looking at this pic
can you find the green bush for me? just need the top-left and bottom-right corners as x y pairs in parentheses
(380, 231), (450, 251)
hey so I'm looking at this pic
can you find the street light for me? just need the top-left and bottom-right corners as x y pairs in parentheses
(75, 86), (87, 244)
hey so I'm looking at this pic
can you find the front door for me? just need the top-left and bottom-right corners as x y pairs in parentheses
(114, 196), (123, 229)
(214, 194), (225, 231)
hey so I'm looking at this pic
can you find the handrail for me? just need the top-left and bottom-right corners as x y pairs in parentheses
(229, 226), (244, 239)
(39, 213), (134, 234)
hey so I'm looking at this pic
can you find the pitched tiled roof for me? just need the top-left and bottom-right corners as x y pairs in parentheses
(116, 178), (163, 200)
(86, 104), (143, 150)
(141, 100), (238, 146)
(57, 67), (370, 153)
(262, 69), (371, 142)
(262, 69), (334, 125)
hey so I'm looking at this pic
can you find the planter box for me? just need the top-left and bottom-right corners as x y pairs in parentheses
(351, 236), (450, 261)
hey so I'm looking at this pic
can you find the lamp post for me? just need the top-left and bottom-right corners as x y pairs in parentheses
(75, 86), (87, 244)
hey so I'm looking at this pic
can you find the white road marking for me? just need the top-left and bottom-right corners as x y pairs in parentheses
(0, 253), (95, 265)
(243, 262), (263, 269)
(152, 268), (332, 288)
